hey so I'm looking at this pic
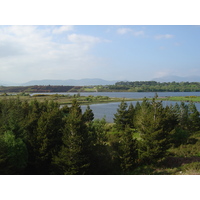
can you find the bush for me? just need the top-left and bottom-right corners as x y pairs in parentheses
(180, 162), (200, 175)
(170, 128), (190, 147)
(170, 140), (200, 157)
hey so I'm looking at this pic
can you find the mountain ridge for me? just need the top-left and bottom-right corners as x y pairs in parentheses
(0, 78), (118, 86)
(21, 78), (118, 86)
(2, 76), (200, 86)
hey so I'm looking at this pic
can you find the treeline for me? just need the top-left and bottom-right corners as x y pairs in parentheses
(0, 85), (75, 93)
(102, 81), (200, 92)
(0, 96), (200, 174)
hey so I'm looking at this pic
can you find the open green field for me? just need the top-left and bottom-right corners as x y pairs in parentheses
(160, 96), (200, 102)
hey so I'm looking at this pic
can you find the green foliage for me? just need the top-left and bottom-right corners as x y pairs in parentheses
(0, 96), (200, 175)
(2, 131), (28, 174)
(170, 128), (190, 147)
(82, 105), (94, 123)
(170, 140), (200, 157)
(127, 103), (135, 128)
(118, 126), (138, 173)
(179, 162), (200, 175)
(188, 102), (200, 132)
(34, 107), (63, 174)
(113, 100), (130, 131)
(110, 81), (200, 92)
(135, 97), (176, 164)
(52, 99), (91, 175)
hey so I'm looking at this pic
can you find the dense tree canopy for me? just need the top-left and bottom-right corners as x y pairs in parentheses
(0, 96), (199, 174)
(97, 81), (200, 92)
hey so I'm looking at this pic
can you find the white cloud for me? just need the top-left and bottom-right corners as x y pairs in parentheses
(132, 31), (144, 36)
(155, 34), (174, 39)
(67, 34), (102, 44)
(52, 25), (73, 34)
(117, 28), (144, 36)
(0, 25), (107, 83)
(117, 28), (132, 35)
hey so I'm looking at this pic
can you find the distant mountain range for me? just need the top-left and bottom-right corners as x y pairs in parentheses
(0, 79), (118, 86)
(1, 76), (200, 86)
(152, 75), (200, 82)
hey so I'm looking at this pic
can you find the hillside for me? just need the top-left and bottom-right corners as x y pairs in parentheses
(21, 78), (117, 86)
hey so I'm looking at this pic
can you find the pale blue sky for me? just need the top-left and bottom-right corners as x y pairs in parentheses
(0, 25), (200, 83)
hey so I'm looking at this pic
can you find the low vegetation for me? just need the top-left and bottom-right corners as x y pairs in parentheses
(0, 93), (138, 105)
(162, 96), (200, 102)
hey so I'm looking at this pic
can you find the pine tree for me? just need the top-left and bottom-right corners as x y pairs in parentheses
(119, 126), (138, 174)
(127, 103), (135, 128)
(134, 101), (141, 113)
(113, 100), (129, 131)
(83, 105), (94, 123)
(34, 106), (63, 174)
(136, 98), (174, 164)
(52, 99), (91, 175)
(179, 102), (189, 130)
(87, 118), (114, 174)
(188, 102), (200, 132)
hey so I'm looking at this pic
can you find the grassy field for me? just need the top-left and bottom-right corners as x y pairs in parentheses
(2, 93), (200, 105)
(160, 96), (200, 102)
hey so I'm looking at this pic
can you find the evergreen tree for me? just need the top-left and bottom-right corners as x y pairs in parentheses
(87, 118), (113, 174)
(113, 100), (129, 131)
(179, 102), (189, 130)
(188, 102), (200, 132)
(0, 135), (9, 174)
(136, 98), (174, 164)
(52, 99), (91, 175)
(83, 105), (94, 123)
(34, 106), (63, 174)
(134, 101), (141, 113)
(119, 126), (138, 174)
(127, 103), (135, 128)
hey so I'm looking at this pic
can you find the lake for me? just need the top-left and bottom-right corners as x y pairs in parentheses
(32, 92), (200, 122)
(71, 92), (200, 123)
(81, 100), (200, 123)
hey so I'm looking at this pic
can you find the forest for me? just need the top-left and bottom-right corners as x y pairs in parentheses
(97, 81), (200, 92)
(0, 95), (200, 175)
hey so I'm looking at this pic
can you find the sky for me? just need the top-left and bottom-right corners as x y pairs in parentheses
(1, 25), (200, 83)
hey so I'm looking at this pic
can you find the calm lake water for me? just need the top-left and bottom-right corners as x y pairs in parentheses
(81, 101), (200, 123)
(32, 92), (200, 122)
(70, 92), (200, 123)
